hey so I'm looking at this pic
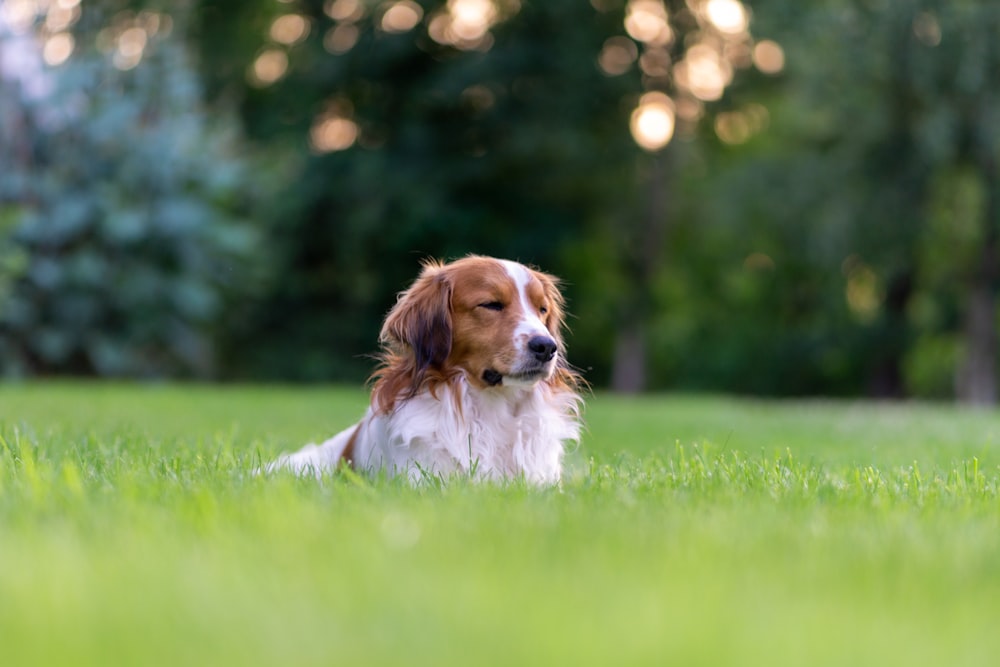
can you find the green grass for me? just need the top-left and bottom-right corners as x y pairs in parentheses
(2, 383), (999, 666)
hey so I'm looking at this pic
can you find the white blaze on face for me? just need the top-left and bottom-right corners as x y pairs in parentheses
(500, 260), (551, 346)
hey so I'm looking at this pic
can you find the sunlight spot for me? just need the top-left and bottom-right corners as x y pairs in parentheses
(674, 96), (704, 122)
(724, 40), (752, 69)
(449, 0), (496, 41)
(624, 0), (671, 46)
(912, 11), (941, 47)
(844, 259), (883, 322)
(639, 47), (671, 78)
(428, 0), (513, 51)
(461, 84), (496, 111)
(310, 113), (359, 152)
(249, 49), (289, 86)
(744, 102), (769, 131)
(427, 13), (451, 43)
(117, 26), (147, 58)
(630, 91), (675, 151)
(598, 36), (638, 76)
(381, 1), (423, 33)
(138, 11), (169, 37)
(675, 43), (731, 101)
(324, 24), (359, 53)
(113, 27), (148, 70)
(715, 105), (767, 144)
(752, 39), (784, 74)
(113, 52), (142, 71)
(715, 110), (751, 144)
(45, 2), (80, 32)
(1, 0), (39, 35)
(324, 0), (365, 22)
(270, 14), (309, 45)
(42, 32), (74, 66)
(705, 0), (748, 35)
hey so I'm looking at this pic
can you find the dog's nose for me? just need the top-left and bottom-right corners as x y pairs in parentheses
(528, 336), (557, 363)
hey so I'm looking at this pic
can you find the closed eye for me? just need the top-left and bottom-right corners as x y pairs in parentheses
(479, 301), (504, 311)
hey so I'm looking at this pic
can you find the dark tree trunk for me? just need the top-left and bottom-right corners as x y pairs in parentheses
(611, 319), (646, 393)
(956, 154), (1000, 404)
(867, 271), (914, 398)
(956, 285), (997, 405)
(610, 151), (671, 393)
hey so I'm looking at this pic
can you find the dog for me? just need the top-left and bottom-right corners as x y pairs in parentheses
(266, 256), (583, 484)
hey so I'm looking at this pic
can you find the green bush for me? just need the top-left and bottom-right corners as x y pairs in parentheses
(0, 24), (257, 377)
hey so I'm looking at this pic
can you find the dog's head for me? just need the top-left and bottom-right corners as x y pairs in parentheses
(374, 256), (574, 410)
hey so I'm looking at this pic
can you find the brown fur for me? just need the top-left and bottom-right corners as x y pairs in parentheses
(340, 423), (361, 467)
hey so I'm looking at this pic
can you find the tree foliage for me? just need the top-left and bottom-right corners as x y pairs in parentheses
(0, 10), (257, 377)
(2, 0), (999, 401)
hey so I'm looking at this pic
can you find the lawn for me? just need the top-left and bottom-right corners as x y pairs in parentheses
(1, 383), (999, 666)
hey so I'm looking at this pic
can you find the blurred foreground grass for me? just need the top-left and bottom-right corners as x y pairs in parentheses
(1, 383), (999, 666)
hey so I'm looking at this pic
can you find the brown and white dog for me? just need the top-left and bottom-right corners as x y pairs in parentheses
(267, 256), (583, 484)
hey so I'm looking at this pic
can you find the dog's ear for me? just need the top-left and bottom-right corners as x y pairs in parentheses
(533, 269), (567, 349)
(532, 267), (583, 392)
(380, 260), (453, 371)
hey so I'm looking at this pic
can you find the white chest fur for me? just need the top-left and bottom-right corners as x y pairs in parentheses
(355, 378), (581, 484)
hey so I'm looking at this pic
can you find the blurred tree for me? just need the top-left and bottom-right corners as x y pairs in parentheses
(12, 0), (994, 401)
(190, 0), (771, 387)
(188, 0), (633, 379)
(760, 0), (1000, 403)
(0, 6), (257, 377)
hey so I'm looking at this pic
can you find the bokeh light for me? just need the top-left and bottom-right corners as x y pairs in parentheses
(598, 36), (638, 76)
(675, 43), (731, 101)
(630, 91), (675, 151)
(325, 24), (360, 53)
(249, 49), (289, 86)
(45, 2), (80, 32)
(461, 84), (496, 111)
(624, 0), (671, 46)
(752, 39), (784, 74)
(310, 113), (359, 153)
(844, 260), (883, 322)
(270, 14), (309, 45)
(715, 103), (768, 144)
(325, 0), (365, 22)
(449, 0), (495, 40)
(381, 1), (423, 34)
(639, 47), (671, 78)
(428, 0), (512, 50)
(704, 0), (749, 35)
(113, 26), (148, 70)
(714, 111), (750, 144)
(912, 11), (941, 47)
(42, 31), (74, 66)
(1, 0), (38, 34)
(117, 27), (147, 58)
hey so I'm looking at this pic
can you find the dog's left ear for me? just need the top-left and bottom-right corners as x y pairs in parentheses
(533, 268), (583, 392)
(533, 269), (567, 349)
(380, 261), (453, 371)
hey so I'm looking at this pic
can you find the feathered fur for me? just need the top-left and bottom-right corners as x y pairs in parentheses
(267, 256), (583, 484)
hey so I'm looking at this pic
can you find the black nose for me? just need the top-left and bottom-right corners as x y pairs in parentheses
(528, 336), (557, 363)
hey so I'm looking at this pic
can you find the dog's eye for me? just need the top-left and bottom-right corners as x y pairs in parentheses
(539, 306), (548, 315)
(479, 301), (504, 312)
